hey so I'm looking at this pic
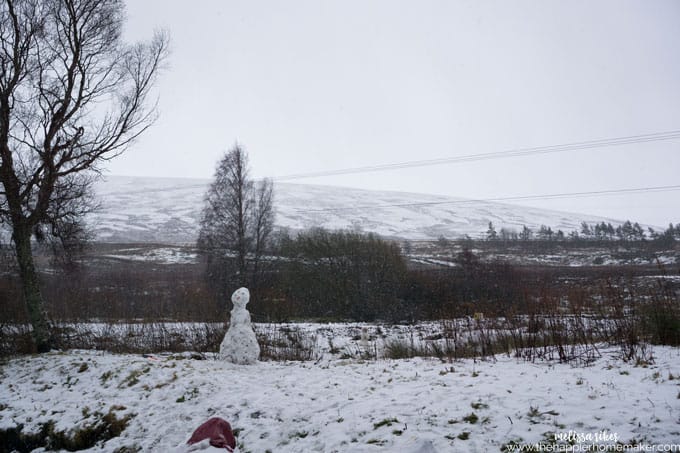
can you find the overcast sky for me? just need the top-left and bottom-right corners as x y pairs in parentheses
(110, 0), (680, 226)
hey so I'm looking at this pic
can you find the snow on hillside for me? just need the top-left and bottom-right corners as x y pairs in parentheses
(1, 347), (678, 452)
(92, 176), (624, 243)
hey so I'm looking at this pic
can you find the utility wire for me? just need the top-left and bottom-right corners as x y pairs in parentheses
(296, 184), (680, 213)
(275, 130), (680, 181)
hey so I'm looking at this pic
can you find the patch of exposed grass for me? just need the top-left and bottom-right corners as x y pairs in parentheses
(100, 370), (113, 385)
(383, 339), (419, 359)
(373, 417), (399, 429)
(256, 325), (319, 362)
(0, 406), (134, 451)
(470, 401), (489, 410)
(119, 367), (150, 388)
(175, 388), (198, 403)
(289, 431), (309, 439)
(462, 413), (478, 424)
(528, 406), (541, 418)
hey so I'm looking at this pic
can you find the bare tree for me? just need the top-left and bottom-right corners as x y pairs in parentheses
(0, 0), (168, 351)
(251, 175), (274, 282)
(198, 145), (275, 293)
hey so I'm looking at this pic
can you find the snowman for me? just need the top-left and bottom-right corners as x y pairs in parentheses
(219, 287), (260, 364)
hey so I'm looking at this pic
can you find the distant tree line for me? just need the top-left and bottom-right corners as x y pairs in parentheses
(483, 221), (680, 244)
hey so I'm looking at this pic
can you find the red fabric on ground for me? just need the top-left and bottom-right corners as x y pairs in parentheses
(186, 417), (236, 451)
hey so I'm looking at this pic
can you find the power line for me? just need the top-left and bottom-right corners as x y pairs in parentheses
(296, 184), (680, 213)
(274, 130), (680, 181)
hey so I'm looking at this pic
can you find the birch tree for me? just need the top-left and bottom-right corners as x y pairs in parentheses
(0, 0), (168, 351)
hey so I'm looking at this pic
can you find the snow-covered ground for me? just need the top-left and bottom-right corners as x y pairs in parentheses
(83, 243), (679, 268)
(406, 250), (679, 268)
(1, 347), (679, 452)
(100, 246), (199, 265)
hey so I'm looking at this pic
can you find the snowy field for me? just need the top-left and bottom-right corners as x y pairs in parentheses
(1, 347), (679, 452)
(78, 242), (679, 269)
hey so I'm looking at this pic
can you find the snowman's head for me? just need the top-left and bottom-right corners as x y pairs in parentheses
(231, 287), (250, 308)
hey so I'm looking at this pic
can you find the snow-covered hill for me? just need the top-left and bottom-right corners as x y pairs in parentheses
(91, 176), (624, 243)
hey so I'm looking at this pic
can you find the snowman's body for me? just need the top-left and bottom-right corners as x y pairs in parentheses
(219, 288), (260, 364)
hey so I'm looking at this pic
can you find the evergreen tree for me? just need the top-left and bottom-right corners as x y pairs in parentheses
(621, 220), (633, 240)
(580, 222), (592, 238)
(615, 225), (623, 241)
(594, 223), (603, 239)
(486, 222), (498, 240)
(538, 225), (554, 240)
(648, 227), (657, 239)
(519, 225), (532, 241)
(607, 223), (616, 239)
(633, 222), (645, 240)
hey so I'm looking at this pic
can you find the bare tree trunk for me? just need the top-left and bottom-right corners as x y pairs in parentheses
(250, 178), (274, 288)
(236, 178), (247, 287)
(12, 226), (52, 352)
(234, 149), (249, 287)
